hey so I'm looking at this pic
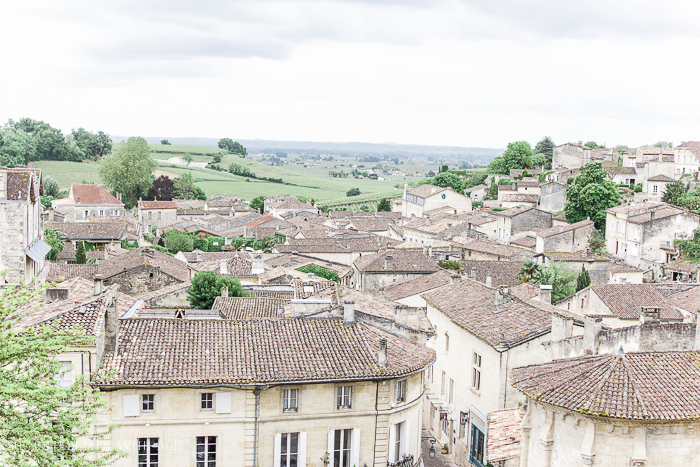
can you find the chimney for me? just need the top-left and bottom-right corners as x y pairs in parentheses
(650, 209), (656, 221)
(220, 259), (228, 275)
(221, 286), (229, 298)
(583, 316), (603, 355)
(385, 254), (393, 270)
(93, 274), (104, 295)
(640, 306), (660, 325)
(343, 300), (356, 325)
(485, 274), (493, 288)
(471, 267), (477, 280)
(292, 251), (298, 258)
(551, 311), (573, 341)
(378, 337), (388, 367)
(538, 284), (552, 304)
(103, 296), (118, 357)
(394, 305), (421, 328)
(103, 247), (109, 260)
(586, 248), (593, 262)
(495, 285), (511, 306)
(428, 246), (433, 256)
(196, 252), (202, 262)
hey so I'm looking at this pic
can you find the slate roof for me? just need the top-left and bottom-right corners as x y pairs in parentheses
(406, 184), (450, 198)
(95, 318), (434, 386)
(512, 351), (700, 420)
(535, 219), (594, 238)
(46, 221), (127, 241)
(212, 296), (289, 320)
(99, 247), (189, 282)
(486, 409), (522, 463)
(70, 184), (122, 205)
(354, 249), (439, 273)
(385, 270), (452, 301)
(47, 263), (99, 282)
(461, 260), (523, 287)
(138, 200), (178, 210)
(422, 279), (554, 347)
(590, 284), (681, 320)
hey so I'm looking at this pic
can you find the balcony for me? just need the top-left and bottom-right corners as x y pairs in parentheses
(388, 454), (415, 467)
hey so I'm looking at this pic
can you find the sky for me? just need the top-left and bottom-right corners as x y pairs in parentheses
(1, 0), (699, 149)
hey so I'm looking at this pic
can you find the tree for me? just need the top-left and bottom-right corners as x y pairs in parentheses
(346, 188), (361, 197)
(172, 172), (199, 200)
(162, 229), (194, 253)
(440, 164), (449, 173)
(486, 156), (508, 175)
(519, 259), (541, 283)
(588, 229), (606, 254)
(250, 196), (265, 212)
(71, 128), (112, 161)
(218, 138), (247, 156)
(564, 162), (621, 232)
(45, 229), (64, 261)
(585, 141), (605, 149)
(502, 141), (534, 171)
(183, 154), (193, 166)
(377, 198), (392, 212)
(430, 172), (464, 193)
(161, 139), (171, 145)
(575, 265), (591, 292)
(42, 176), (60, 197)
(75, 241), (86, 264)
(534, 136), (555, 169)
(147, 175), (174, 201)
(662, 178), (690, 207)
(535, 261), (576, 303)
(0, 281), (123, 464)
(0, 126), (36, 166)
(99, 136), (156, 208)
(188, 270), (246, 309)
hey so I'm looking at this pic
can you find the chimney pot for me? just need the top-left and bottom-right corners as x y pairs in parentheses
(471, 267), (477, 280)
(539, 284), (553, 304)
(343, 300), (356, 325)
(220, 259), (228, 275)
(93, 274), (104, 295)
(221, 286), (229, 298)
(385, 254), (394, 270)
(485, 274), (492, 287)
(378, 337), (388, 367)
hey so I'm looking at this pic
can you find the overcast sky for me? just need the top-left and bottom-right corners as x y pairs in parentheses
(2, 0), (699, 148)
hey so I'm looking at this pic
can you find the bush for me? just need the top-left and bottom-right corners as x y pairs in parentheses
(298, 264), (340, 282)
(163, 229), (193, 253)
(188, 271), (247, 309)
(346, 188), (361, 197)
(491, 207), (507, 212)
(438, 261), (463, 272)
(634, 183), (643, 193)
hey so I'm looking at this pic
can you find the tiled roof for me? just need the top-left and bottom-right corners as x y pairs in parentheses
(138, 200), (178, 210)
(535, 219), (593, 238)
(501, 194), (539, 203)
(406, 184), (450, 198)
(664, 259), (700, 274)
(45, 221), (127, 241)
(422, 279), (553, 347)
(667, 286), (700, 313)
(385, 270), (452, 301)
(268, 196), (316, 210)
(95, 318), (434, 386)
(173, 199), (207, 209)
(329, 211), (402, 219)
(245, 215), (278, 228)
(354, 249), (439, 273)
(606, 166), (637, 174)
(134, 281), (192, 303)
(517, 181), (541, 188)
(607, 263), (642, 275)
(647, 174), (675, 182)
(677, 141), (700, 158)
(553, 213), (567, 222)
(461, 260), (523, 287)
(70, 184), (123, 205)
(498, 184), (517, 192)
(183, 251), (252, 263)
(277, 236), (400, 254)
(99, 247), (189, 282)
(212, 297), (289, 320)
(494, 205), (536, 218)
(510, 282), (541, 300)
(541, 251), (608, 262)
(5, 168), (42, 201)
(628, 206), (689, 225)
(590, 284), (681, 320)
(486, 409), (522, 463)
(511, 237), (536, 249)
(347, 219), (394, 232)
(47, 263), (99, 282)
(607, 201), (665, 214)
(512, 351), (700, 420)
(458, 239), (529, 258)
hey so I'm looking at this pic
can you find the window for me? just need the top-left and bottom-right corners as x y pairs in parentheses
(393, 422), (403, 462)
(57, 361), (72, 388)
(337, 386), (352, 409)
(441, 371), (446, 395)
(283, 388), (298, 412)
(142, 394), (154, 412)
(449, 379), (454, 404)
(138, 438), (159, 467)
(472, 353), (481, 391)
(84, 210), (89, 219)
(470, 425), (485, 467)
(201, 393), (213, 411)
(280, 432), (299, 467)
(396, 380), (406, 402)
(653, 185), (658, 194)
(148, 211), (152, 220)
(99, 210), (104, 216)
(196, 436), (217, 467)
(581, 298), (585, 308)
(445, 332), (449, 351)
(333, 429), (352, 467)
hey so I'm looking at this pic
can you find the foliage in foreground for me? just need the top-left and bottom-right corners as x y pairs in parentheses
(519, 260), (576, 303)
(188, 270), (248, 309)
(564, 162), (621, 232)
(0, 279), (124, 465)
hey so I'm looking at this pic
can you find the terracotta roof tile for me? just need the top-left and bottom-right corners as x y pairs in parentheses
(99, 247), (189, 282)
(535, 219), (594, 239)
(138, 200), (178, 210)
(591, 284), (681, 320)
(486, 408), (522, 463)
(461, 260), (523, 287)
(212, 297), (289, 320)
(385, 270), (452, 301)
(406, 184), (450, 198)
(354, 249), (439, 273)
(45, 221), (127, 241)
(47, 263), (99, 282)
(71, 184), (123, 205)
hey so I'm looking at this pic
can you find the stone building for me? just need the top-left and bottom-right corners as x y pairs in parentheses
(457, 239), (534, 262)
(99, 247), (188, 294)
(552, 142), (592, 169)
(512, 351), (700, 467)
(45, 220), (128, 250)
(264, 195), (320, 218)
(537, 182), (567, 213)
(494, 206), (552, 244)
(137, 200), (178, 232)
(0, 167), (49, 284)
(50, 183), (125, 222)
(401, 184), (471, 218)
(353, 249), (439, 294)
(535, 251), (610, 285)
(534, 219), (594, 254)
(642, 174), (674, 200)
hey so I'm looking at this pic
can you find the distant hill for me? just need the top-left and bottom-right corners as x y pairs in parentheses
(110, 136), (502, 161)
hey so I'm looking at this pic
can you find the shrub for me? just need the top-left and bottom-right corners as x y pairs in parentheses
(298, 265), (340, 282)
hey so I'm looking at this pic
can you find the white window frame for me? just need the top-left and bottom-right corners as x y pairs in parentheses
(337, 386), (352, 409)
(472, 352), (481, 391)
(281, 432), (299, 467)
(142, 394), (155, 413)
(388, 420), (410, 463)
(196, 436), (217, 467)
(283, 388), (298, 412)
(99, 210), (104, 216)
(274, 432), (307, 467)
(201, 393), (213, 411)
(396, 379), (407, 402)
(138, 437), (159, 467)
(449, 378), (455, 404)
(57, 361), (72, 388)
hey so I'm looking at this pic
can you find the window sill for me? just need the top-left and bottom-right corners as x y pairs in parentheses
(282, 409), (298, 413)
(469, 386), (481, 397)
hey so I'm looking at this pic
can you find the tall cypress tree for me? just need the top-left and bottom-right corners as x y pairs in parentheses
(576, 265), (591, 292)
(75, 241), (86, 264)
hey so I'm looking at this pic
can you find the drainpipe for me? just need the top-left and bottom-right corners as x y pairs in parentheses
(253, 384), (271, 467)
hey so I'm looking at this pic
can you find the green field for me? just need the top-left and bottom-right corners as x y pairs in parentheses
(34, 144), (444, 203)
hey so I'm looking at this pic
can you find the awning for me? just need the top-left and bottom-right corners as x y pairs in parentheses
(26, 240), (51, 262)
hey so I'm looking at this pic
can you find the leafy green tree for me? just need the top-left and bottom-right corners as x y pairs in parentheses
(534, 136), (555, 169)
(218, 138), (247, 156)
(0, 126), (36, 166)
(99, 136), (155, 208)
(360, 204), (372, 212)
(463, 172), (487, 189)
(576, 265), (591, 292)
(147, 175), (174, 201)
(163, 229), (194, 253)
(440, 164), (449, 173)
(183, 154), (193, 166)
(188, 270), (247, 309)
(432, 172), (464, 192)
(519, 259), (541, 283)
(0, 281), (123, 464)
(377, 198), (392, 212)
(503, 141), (534, 171)
(346, 187), (361, 197)
(564, 162), (621, 232)
(75, 241), (86, 264)
(161, 139), (171, 145)
(531, 153), (547, 168)
(585, 141), (605, 149)
(535, 262), (576, 302)
(250, 196), (265, 212)
(172, 172), (199, 200)
(588, 230), (606, 254)
(662, 178), (689, 207)
(45, 229), (64, 261)
(486, 156), (508, 175)
(71, 127), (112, 160)
(40, 195), (55, 210)
(42, 175), (60, 197)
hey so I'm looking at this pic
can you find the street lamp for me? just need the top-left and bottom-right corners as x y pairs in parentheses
(422, 437), (437, 458)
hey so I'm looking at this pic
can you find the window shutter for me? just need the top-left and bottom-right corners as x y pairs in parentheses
(401, 420), (410, 457)
(350, 428), (360, 467)
(328, 430), (335, 467)
(388, 423), (397, 463)
(298, 432), (307, 467)
(216, 392), (231, 414)
(123, 394), (139, 417)
(273, 433), (282, 467)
